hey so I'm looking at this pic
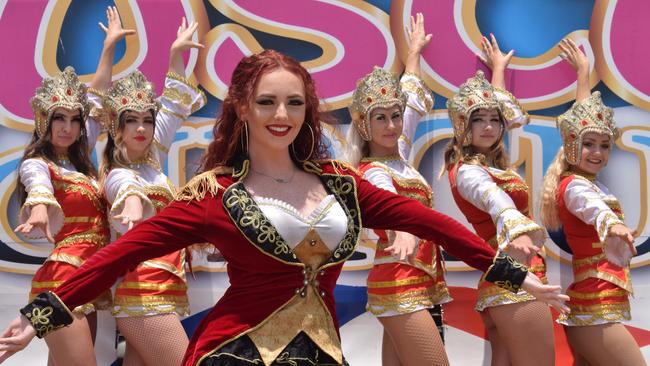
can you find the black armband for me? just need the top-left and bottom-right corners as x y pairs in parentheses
(19, 291), (73, 338)
(484, 252), (528, 293)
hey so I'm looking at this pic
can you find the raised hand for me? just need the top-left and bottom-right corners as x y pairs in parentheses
(404, 12), (431, 76)
(521, 273), (570, 314)
(169, 17), (204, 75)
(477, 33), (514, 72)
(558, 38), (589, 74)
(0, 316), (36, 363)
(407, 12), (432, 55)
(99, 6), (135, 46)
(170, 17), (204, 54)
(385, 231), (418, 261)
(14, 204), (54, 243)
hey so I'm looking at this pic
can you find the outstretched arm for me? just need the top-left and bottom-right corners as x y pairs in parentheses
(404, 12), (432, 77)
(477, 33), (514, 90)
(559, 38), (590, 102)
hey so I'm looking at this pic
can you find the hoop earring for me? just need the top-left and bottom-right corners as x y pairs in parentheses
(241, 121), (249, 154)
(291, 123), (315, 162)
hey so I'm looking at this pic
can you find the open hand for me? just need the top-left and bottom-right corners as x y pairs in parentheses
(477, 33), (514, 71)
(558, 38), (589, 74)
(604, 224), (636, 267)
(506, 234), (540, 266)
(14, 204), (53, 243)
(0, 316), (36, 363)
(170, 17), (204, 54)
(521, 273), (570, 314)
(99, 6), (135, 46)
(407, 12), (432, 55)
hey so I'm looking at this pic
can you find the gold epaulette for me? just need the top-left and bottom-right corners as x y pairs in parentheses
(175, 167), (232, 201)
(319, 159), (362, 177)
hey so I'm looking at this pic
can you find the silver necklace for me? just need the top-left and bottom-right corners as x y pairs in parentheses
(251, 168), (296, 184)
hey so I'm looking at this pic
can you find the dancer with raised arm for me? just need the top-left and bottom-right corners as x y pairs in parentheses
(540, 38), (645, 366)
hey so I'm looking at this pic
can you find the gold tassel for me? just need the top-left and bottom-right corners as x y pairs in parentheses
(175, 167), (231, 201)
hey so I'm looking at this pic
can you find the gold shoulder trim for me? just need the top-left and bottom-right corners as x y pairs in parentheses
(175, 167), (231, 201)
(322, 159), (362, 177)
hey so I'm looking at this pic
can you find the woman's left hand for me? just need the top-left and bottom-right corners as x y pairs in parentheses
(407, 12), (432, 55)
(99, 6), (135, 46)
(521, 273), (570, 314)
(170, 17), (204, 54)
(477, 33), (514, 71)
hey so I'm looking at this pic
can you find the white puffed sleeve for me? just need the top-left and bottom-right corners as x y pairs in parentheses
(85, 89), (106, 148)
(362, 166), (397, 194)
(456, 164), (544, 250)
(564, 178), (624, 243)
(104, 168), (156, 234)
(494, 87), (530, 130)
(398, 72), (434, 160)
(153, 72), (207, 162)
(18, 159), (63, 238)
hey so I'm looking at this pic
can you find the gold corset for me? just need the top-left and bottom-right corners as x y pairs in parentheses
(247, 229), (342, 365)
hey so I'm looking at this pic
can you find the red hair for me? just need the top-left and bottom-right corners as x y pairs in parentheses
(200, 49), (328, 172)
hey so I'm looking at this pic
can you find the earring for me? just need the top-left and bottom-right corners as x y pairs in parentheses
(291, 123), (315, 162)
(241, 121), (249, 154)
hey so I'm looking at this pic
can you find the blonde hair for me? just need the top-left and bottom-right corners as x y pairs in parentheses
(539, 147), (569, 230)
(342, 123), (369, 167)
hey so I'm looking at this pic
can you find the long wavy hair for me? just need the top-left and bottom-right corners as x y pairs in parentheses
(200, 50), (328, 172)
(99, 109), (156, 185)
(539, 147), (570, 230)
(441, 108), (509, 177)
(16, 109), (96, 204)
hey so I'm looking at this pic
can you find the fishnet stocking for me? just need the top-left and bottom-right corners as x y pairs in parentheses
(486, 301), (555, 366)
(117, 314), (188, 366)
(565, 323), (646, 366)
(379, 309), (449, 366)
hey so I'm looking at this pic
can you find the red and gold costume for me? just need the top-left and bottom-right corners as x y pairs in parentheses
(20, 159), (112, 313)
(446, 70), (546, 311)
(22, 159), (532, 365)
(95, 70), (206, 317)
(555, 92), (631, 326)
(360, 158), (450, 315)
(20, 66), (110, 313)
(448, 162), (546, 310)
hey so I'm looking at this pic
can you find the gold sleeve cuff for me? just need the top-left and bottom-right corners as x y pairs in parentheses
(496, 208), (545, 251)
(19, 189), (64, 239)
(164, 72), (207, 114)
(598, 211), (625, 243)
(493, 86), (530, 127)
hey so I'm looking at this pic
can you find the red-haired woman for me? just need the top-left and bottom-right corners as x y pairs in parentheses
(0, 49), (568, 366)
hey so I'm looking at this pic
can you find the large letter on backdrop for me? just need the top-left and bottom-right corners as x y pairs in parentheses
(390, 0), (599, 110)
(197, 0), (398, 109)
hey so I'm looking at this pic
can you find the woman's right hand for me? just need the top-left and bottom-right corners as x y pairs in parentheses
(558, 38), (589, 75)
(113, 195), (144, 231)
(477, 33), (514, 71)
(521, 273), (570, 314)
(0, 316), (36, 363)
(14, 204), (53, 243)
(506, 234), (540, 266)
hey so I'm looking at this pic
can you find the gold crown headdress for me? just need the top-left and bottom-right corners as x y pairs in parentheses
(557, 91), (617, 165)
(30, 66), (90, 138)
(101, 70), (160, 138)
(446, 70), (527, 146)
(349, 67), (407, 141)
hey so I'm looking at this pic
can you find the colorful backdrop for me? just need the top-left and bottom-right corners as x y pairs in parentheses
(1, 1), (650, 365)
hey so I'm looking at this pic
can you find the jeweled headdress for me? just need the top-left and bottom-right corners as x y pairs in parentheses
(349, 67), (407, 141)
(446, 70), (528, 146)
(557, 91), (617, 165)
(30, 66), (90, 138)
(100, 70), (160, 138)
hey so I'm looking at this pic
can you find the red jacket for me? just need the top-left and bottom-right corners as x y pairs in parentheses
(52, 159), (497, 365)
